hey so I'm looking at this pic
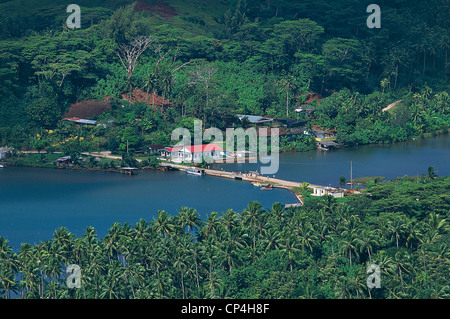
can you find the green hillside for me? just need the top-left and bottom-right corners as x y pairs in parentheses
(0, 0), (448, 151)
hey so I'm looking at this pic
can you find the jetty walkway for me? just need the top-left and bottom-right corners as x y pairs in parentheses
(160, 162), (321, 205)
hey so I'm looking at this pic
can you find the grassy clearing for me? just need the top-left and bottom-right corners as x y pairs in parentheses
(7, 153), (61, 168)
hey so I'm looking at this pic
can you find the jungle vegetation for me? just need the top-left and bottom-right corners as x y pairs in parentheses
(0, 0), (449, 155)
(0, 175), (449, 299)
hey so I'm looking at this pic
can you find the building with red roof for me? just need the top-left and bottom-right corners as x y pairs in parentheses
(161, 143), (225, 163)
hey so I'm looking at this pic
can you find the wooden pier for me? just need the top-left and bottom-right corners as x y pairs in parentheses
(120, 167), (139, 175)
(159, 162), (319, 206)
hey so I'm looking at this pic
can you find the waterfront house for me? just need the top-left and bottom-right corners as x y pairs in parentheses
(313, 127), (336, 141)
(147, 144), (165, 155)
(311, 186), (345, 198)
(168, 143), (224, 163)
(160, 146), (181, 158)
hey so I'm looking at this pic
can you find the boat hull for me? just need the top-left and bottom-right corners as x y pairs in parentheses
(185, 168), (205, 176)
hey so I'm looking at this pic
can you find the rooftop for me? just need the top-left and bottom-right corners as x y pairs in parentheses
(237, 114), (273, 124)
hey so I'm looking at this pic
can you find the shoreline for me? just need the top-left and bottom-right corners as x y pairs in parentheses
(3, 131), (448, 204)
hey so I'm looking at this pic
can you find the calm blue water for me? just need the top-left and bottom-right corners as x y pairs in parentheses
(0, 167), (297, 249)
(0, 133), (449, 250)
(214, 133), (450, 187)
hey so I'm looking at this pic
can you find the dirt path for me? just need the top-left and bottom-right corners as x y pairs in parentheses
(81, 151), (124, 160)
(382, 99), (403, 112)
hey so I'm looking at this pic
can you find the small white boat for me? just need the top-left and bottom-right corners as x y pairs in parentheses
(252, 182), (270, 187)
(0, 164), (5, 168)
(185, 167), (205, 176)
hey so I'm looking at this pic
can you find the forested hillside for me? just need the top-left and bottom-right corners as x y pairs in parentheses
(0, 0), (449, 153)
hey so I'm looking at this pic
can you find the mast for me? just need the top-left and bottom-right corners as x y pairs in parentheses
(350, 160), (353, 189)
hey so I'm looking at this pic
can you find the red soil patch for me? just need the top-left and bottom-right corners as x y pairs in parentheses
(300, 92), (323, 105)
(122, 89), (172, 107)
(63, 101), (112, 119)
(134, 0), (177, 20)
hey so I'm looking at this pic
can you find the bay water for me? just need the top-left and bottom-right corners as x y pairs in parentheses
(1, 134), (449, 250)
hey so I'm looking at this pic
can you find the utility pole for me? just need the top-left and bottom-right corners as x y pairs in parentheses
(350, 160), (353, 190)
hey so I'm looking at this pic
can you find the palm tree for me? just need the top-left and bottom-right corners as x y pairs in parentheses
(152, 210), (175, 238)
(315, 208), (336, 254)
(177, 207), (202, 235)
(82, 226), (99, 265)
(204, 270), (222, 299)
(355, 228), (380, 263)
(34, 240), (52, 298)
(103, 222), (122, 264)
(52, 227), (74, 267)
(280, 233), (300, 272)
(147, 240), (165, 280)
(220, 227), (247, 275)
(99, 261), (122, 299)
(242, 201), (265, 249)
(189, 242), (203, 292)
(387, 216), (407, 249)
(427, 166), (438, 179)
(201, 236), (220, 279)
(434, 92), (449, 114)
(132, 219), (151, 241)
(279, 75), (299, 117)
(404, 219), (423, 252)
(173, 252), (187, 298)
(380, 78), (390, 93)
(261, 227), (282, 253)
(0, 237), (18, 299)
(221, 209), (240, 233)
(338, 224), (359, 266)
(334, 275), (353, 299)
(269, 202), (286, 230)
(199, 211), (222, 239)
(393, 250), (413, 293)
(425, 211), (447, 234)
(18, 243), (35, 298)
(296, 223), (319, 254)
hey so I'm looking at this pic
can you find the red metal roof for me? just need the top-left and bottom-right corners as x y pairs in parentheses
(165, 144), (223, 153)
(184, 144), (223, 153)
(164, 147), (181, 152)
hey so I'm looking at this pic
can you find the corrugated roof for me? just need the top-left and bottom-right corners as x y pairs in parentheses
(237, 114), (273, 124)
(183, 144), (223, 153)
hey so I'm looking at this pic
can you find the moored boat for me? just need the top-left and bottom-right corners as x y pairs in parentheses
(185, 167), (205, 176)
(260, 184), (273, 190)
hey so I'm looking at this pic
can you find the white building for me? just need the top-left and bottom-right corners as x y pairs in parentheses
(162, 143), (224, 163)
(312, 186), (345, 198)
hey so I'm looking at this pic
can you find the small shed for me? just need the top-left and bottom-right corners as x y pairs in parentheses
(0, 147), (13, 160)
(317, 140), (339, 150)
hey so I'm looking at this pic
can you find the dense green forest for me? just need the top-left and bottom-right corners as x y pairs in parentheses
(0, 175), (448, 299)
(0, 0), (449, 154)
